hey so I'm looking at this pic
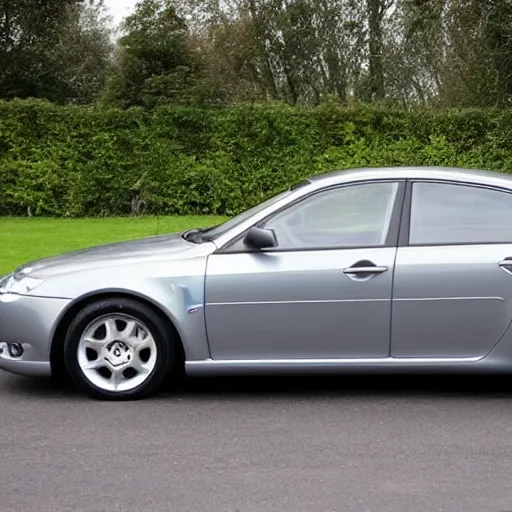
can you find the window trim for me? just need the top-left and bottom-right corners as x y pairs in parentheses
(400, 179), (512, 248)
(216, 179), (406, 254)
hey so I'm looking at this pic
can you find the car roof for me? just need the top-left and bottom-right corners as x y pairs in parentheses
(309, 166), (512, 190)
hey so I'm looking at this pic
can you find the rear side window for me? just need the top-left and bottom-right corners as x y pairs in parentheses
(410, 182), (512, 245)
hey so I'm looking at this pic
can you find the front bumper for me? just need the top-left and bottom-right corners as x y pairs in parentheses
(0, 293), (71, 377)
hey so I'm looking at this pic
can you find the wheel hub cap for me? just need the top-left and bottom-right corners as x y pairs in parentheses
(104, 341), (132, 367)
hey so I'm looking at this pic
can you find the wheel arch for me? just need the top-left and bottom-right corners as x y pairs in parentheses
(50, 290), (186, 377)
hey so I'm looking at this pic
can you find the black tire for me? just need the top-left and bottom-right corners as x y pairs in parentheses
(64, 297), (176, 401)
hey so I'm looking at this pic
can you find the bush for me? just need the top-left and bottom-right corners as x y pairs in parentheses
(1, 99), (512, 217)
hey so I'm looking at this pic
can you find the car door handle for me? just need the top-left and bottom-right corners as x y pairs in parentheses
(343, 261), (388, 281)
(343, 266), (388, 275)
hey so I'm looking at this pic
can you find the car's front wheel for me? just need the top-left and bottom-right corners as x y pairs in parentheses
(64, 298), (176, 400)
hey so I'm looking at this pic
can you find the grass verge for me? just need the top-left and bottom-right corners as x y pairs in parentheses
(0, 216), (227, 275)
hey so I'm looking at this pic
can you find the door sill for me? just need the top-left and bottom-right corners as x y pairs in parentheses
(185, 356), (484, 376)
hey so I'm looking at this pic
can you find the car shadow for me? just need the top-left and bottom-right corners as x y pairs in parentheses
(165, 374), (512, 400)
(4, 373), (512, 401)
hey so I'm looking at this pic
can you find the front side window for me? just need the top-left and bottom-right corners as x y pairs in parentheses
(410, 182), (512, 245)
(262, 182), (399, 250)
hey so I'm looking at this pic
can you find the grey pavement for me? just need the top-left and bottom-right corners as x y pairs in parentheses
(1, 372), (512, 512)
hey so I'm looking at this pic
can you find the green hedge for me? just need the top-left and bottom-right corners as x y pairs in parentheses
(1, 99), (512, 217)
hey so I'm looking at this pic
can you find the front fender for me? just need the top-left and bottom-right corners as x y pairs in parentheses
(42, 257), (211, 361)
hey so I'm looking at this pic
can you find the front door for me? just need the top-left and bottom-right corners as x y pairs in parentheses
(205, 180), (404, 360)
(392, 180), (512, 358)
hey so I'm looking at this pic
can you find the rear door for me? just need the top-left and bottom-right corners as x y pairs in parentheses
(391, 180), (512, 358)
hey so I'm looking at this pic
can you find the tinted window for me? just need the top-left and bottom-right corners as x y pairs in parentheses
(410, 182), (512, 245)
(263, 182), (399, 250)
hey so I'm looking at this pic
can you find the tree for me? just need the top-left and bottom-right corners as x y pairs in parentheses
(366, 0), (389, 101)
(383, 0), (446, 106)
(185, 0), (368, 105)
(102, 0), (204, 108)
(0, 0), (77, 100)
(0, 0), (112, 103)
(47, 1), (114, 104)
(386, 0), (512, 107)
(481, 0), (512, 106)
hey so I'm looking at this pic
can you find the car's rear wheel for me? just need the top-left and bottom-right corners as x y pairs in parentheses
(64, 298), (176, 400)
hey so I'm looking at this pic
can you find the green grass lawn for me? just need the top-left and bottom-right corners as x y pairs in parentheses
(0, 216), (227, 275)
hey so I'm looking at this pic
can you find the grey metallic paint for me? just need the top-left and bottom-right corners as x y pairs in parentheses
(205, 247), (397, 359)
(391, 245), (512, 358)
(4, 166), (512, 381)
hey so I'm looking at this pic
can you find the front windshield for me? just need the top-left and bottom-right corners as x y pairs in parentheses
(201, 188), (294, 239)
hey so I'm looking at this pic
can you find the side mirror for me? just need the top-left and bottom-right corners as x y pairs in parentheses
(244, 226), (277, 250)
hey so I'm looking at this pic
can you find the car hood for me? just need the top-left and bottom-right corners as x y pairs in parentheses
(16, 232), (207, 277)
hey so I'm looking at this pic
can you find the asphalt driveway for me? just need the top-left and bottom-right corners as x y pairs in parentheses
(1, 373), (512, 512)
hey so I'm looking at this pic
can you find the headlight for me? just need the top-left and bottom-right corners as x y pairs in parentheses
(0, 269), (45, 295)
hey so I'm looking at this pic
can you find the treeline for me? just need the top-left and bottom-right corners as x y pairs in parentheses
(2, 100), (512, 217)
(2, 0), (512, 108)
(3, 1), (512, 218)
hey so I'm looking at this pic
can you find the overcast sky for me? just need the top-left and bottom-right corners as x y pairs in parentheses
(104, 0), (138, 27)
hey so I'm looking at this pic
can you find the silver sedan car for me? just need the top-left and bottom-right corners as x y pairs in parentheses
(3, 166), (512, 400)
